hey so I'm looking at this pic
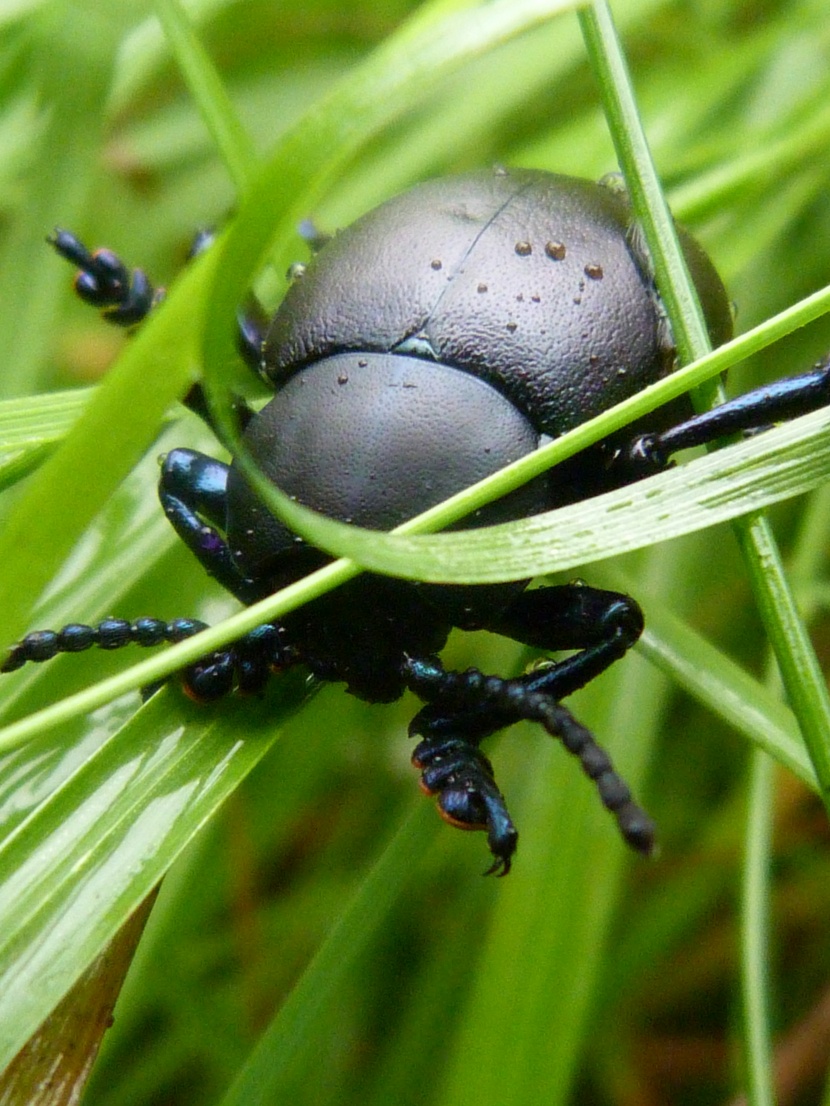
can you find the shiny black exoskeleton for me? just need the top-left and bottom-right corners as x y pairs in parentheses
(7, 168), (830, 873)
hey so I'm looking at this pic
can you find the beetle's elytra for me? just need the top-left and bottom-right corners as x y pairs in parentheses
(8, 166), (830, 874)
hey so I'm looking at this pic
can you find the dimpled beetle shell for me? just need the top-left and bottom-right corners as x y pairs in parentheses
(263, 167), (732, 434)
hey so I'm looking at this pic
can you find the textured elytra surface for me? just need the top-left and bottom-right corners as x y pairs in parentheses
(264, 168), (730, 437)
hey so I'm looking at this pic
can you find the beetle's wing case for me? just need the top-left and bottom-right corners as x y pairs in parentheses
(263, 168), (731, 439)
(263, 170), (523, 384)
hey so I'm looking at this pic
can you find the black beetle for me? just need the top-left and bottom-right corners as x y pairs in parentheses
(6, 166), (830, 874)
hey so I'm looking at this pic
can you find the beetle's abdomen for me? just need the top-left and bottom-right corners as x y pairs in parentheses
(225, 353), (545, 579)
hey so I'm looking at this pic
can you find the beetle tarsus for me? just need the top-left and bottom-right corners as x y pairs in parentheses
(49, 229), (162, 326)
(411, 732), (518, 875)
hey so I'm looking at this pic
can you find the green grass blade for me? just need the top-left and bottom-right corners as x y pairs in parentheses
(152, 0), (257, 193)
(0, 677), (309, 1071)
(741, 751), (776, 1106)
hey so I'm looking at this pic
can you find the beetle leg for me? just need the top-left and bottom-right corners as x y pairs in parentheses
(180, 622), (298, 700)
(402, 584), (651, 864)
(403, 651), (655, 862)
(484, 583), (644, 700)
(178, 382), (257, 442)
(50, 227), (269, 380)
(611, 353), (830, 480)
(410, 731), (517, 875)
(159, 448), (262, 605)
(49, 229), (162, 326)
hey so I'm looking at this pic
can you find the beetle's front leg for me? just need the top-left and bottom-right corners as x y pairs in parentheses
(159, 449), (261, 605)
(407, 709), (518, 875)
(49, 228), (270, 384)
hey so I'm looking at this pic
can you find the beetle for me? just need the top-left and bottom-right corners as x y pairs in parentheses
(5, 166), (830, 874)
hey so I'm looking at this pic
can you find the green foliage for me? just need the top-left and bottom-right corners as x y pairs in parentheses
(0, 1), (829, 1104)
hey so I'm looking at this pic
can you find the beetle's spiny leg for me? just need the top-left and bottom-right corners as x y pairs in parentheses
(49, 229), (163, 327)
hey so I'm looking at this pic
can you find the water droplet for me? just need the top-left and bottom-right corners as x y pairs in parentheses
(477, 282), (488, 293)
(431, 258), (443, 271)
(506, 321), (518, 333)
(493, 164), (509, 177)
(545, 241), (566, 261)
(584, 262), (604, 280)
(358, 359), (368, 367)
(531, 295), (541, 303)
(337, 372), (349, 384)
(286, 262), (306, 281)
(514, 241), (532, 257)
